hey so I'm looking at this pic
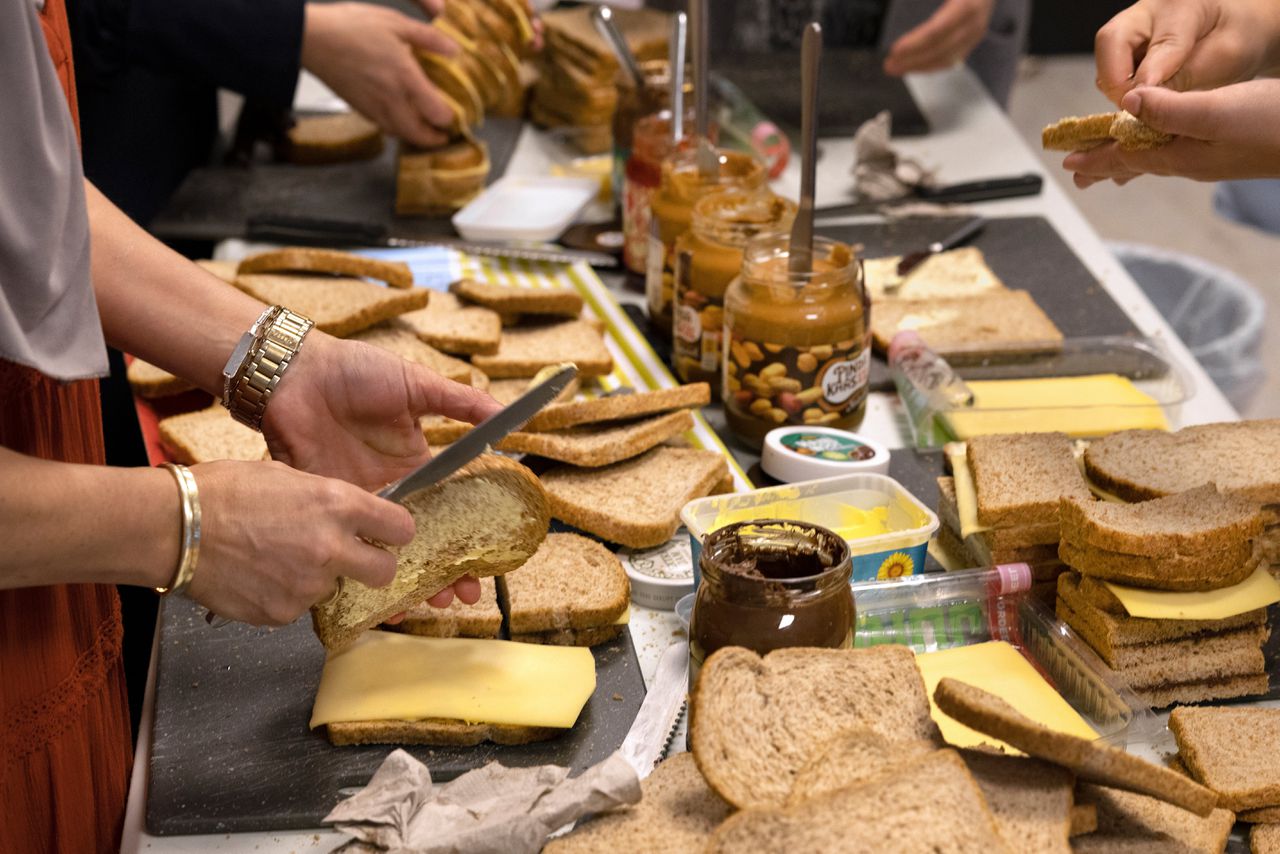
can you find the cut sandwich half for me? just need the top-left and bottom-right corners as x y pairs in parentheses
(499, 533), (630, 646)
(311, 454), (550, 650)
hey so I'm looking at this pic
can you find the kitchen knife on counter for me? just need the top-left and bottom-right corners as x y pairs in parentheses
(245, 214), (619, 268)
(814, 172), (1042, 220)
(896, 215), (987, 276)
(619, 640), (690, 779)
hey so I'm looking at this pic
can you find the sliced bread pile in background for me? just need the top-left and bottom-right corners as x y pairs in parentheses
(1170, 706), (1280, 838)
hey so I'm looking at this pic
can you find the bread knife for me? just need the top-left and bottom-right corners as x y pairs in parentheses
(813, 173), (1042, 220)
(245, 214), (619, 269)
(619, 640), (689, 779)
(377, 363), (578, 503)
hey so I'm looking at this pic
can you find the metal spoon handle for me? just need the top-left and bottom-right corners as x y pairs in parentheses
(691, 0), (709, 139)
(592, 6), (645, 90)
(669, 12), (687, 144)
(789, 22), (822, 275)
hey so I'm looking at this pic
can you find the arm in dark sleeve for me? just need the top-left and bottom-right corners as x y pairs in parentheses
(69, 0), (305, 107)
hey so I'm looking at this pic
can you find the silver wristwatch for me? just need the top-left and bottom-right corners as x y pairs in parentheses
(222, 306), (314, 430)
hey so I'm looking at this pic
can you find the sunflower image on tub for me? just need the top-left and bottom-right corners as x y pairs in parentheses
(877, 551), (914, 579)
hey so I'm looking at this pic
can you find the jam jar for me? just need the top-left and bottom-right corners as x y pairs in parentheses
(689, 520), (854, 689)
(612, 60), (671, 213)
(723, 234), (870, 449)
(622, 111), (677, 276)
(645, 148), (765, 341)
(671, 189), (796, 391)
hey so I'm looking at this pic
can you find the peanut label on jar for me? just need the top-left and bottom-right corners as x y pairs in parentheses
(725, 335), (870, 427)
(643, 218), (666, 313)
(672, 249), (725, 376)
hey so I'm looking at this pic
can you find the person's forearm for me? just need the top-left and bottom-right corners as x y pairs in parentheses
(85, 180), (267, 393)
(0, 446), (178, 590)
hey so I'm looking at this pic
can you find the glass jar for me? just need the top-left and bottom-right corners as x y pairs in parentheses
(671, 189), (797, 391)
(623, 112), (676, 276)
(612, 60), (670, 211)
(689, 520), (854, 689)
(645, 148), (766, 341)
(723, 234), (870, 449)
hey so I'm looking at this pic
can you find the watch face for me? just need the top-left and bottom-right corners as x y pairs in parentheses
(223, 332), (255, 378)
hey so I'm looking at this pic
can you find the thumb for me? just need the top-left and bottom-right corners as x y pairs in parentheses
(1121, 86), (1221, 141)
(398, 18), (458, 57)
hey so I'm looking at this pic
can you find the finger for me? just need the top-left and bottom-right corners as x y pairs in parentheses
(885, 18), (978, 75)
(1122, 85), (1226, 141)
(403, 362), (504, 425)
(337, 537), (399, 589)
(1062, 145), (1140, 181)
(1094, 9), (1151, 103)
(1130, 3), (1206, 89)
(886, 0), (977, 65)
(400, 57), (458, 130)
(384, 612), (406, 625)
(426, 586), (455, 608)
(398, 18), (458, 56)
(452, 576), (481, 605)
(414, 0), (444, 18)
(348, 490), (417, 547)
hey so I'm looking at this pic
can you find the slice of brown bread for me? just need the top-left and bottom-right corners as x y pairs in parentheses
(1254, 824), (1280, 854)
(1110, 111), (1174, 151)
(1135, 673), (1269, 709)
(238, 248), (413, 288)
(1060, 485), (1264, 559)
(498, 410), (693, 467)
(311, 455), (550, 650)
(960, 748), (1075, 854)
(1072, 803), (1099, 836)
(487, 376), (579, 406)
(471, 319), (613, 378)
(326, 718), (558, 746)
(870, 290), (1064, 358)
(1058, 572), (1268, 643)
(393, 291), (502, 356)
(450, 278), (584, 317)
(158, 406), (268, 463)
(1102, 632), (1264, 691)
(968, 432), (1090, 527)
(393, 577), (502, 638)
(863, 246), (1006, 301)
(525, 384), (710, 431)
(542, 446), (728, 548)
(706, 749), (1010, 853)
(936, 520), (980, 568)
(1059, 538), (1260, 592)
(196, 258), (239, 284)
(280, 113), (383, 165)
(126, 357), (196, 398)
(510, 624), (624, 647)
(690, 645), (942, 810)
(1084, 422), (1280, 505)
(421, 416), (473, 445)
(543, 753), (733, 853)
(1042, 113), (1118, 151)
(1239, 805), (1280, 822)
(932, 678), (1218, 815)
(937, 476), (1060, 550)
(350, 325), (474, 384)
(1171, 706), (1280, 811)
(498, 532), (628, 633)
(233, 273), (429, 338)
(785, 728), (937, 805)
(1070, 783), (1234, 854)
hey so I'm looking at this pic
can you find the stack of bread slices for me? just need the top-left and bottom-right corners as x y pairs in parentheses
(1055, 484), (1275, 708)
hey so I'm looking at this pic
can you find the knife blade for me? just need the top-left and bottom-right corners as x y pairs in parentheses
(619, 640), (689, 779)
(896, 215), (987, 277)
(377, 363), (578, 503)
(245, 214), (619, 268)
(813, 172), (1042, 220)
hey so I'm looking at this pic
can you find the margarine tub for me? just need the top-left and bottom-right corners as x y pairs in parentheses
(680, 473), (939, 584)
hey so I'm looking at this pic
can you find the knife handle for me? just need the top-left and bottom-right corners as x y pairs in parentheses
(913, 173), (1043, 204)
(246, 213), (389, 247)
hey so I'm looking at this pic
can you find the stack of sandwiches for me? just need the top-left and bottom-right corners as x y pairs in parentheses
(531, 6), (669, 154)
(935, 432), (1088, 576)
(1055, 483), (1275, 708)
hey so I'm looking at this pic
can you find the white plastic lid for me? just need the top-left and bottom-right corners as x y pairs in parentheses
(760, 426), (891, 483)
(618, 534), (694, 611)
(452, 176), (599, 242)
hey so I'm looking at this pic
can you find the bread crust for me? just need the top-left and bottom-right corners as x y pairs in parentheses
(451, 278), (584, 317)
(326, 718), (559, 746)
(238, 248), (413, 289)
(525, 384), (711, 432)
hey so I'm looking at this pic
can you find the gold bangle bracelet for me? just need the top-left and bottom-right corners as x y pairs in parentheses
(156, 463), (202, 596)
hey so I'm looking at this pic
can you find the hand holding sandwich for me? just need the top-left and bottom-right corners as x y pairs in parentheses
(1064, 80), (1280, 186)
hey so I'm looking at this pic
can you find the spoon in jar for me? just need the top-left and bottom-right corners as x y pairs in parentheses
(669, 11), (687, 144)
(690, 0), (718, 179)
(591, 6), (645, 91)
(788, 22), (822, 276)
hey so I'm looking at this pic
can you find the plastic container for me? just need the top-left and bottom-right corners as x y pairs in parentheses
(618, 535), (694, 611)
(681, 473), (938, 585)
(452, 175), (599, 242)
(761, 426), (890, 482)
(893, 335), (1196, 449)
(1110, 241), (1267, 411)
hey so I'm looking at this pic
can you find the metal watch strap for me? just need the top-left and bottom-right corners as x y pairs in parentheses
(222, 306), (280, 409)
(227, 308), (314, 430)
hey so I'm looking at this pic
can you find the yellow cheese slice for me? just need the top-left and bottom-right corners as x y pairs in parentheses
(614, 605), (631, 626)
(310, 631), (595, 730)
(916, 640), (1097, 752)
(1103, 567), (1280, 621)
(943, 374), (1169, 440)
(1073, 440), (1130, 504)
(945, 442), (990, 538)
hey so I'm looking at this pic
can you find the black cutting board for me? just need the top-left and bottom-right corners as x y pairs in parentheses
(149, 117), (523, 245)
(147, 595), (645, 835)
(715, 48), (928, 136)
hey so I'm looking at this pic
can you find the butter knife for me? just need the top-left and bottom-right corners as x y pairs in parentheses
(619, 640), (690, 779)
(896, 215), (987, 277)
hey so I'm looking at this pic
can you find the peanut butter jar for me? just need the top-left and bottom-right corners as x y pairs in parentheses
(672, 189), (797, 392)
(644, 148), (766, 341)
(723, 234), (869, 449)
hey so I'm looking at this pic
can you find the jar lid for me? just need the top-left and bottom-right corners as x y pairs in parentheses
(761, 426), (891, 483)
(618, 534), (694, 611)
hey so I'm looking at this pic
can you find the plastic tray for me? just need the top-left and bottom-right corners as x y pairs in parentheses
(451, 175), (598, 242)
(680, 473), (940, 584)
